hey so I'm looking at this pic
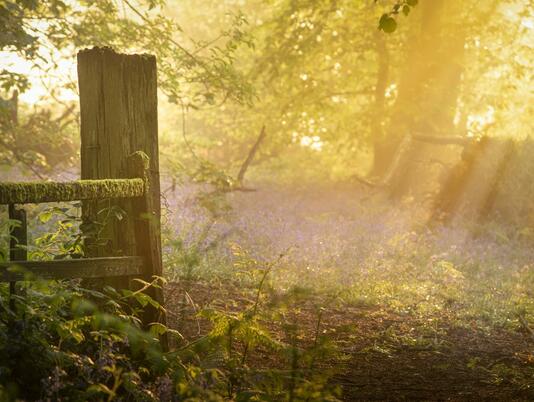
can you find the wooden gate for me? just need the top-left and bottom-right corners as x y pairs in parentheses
(0, 48), (164, 328)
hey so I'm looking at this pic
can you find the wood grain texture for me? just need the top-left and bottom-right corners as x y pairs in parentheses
(0, 257), (143, 282)
(78, 48), (165, 332)
(78, 47), (160, 258)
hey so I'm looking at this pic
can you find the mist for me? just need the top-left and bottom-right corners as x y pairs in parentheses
(0, 1), (533, 400)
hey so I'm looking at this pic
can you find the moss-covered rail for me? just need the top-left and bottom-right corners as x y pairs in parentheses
(0, 178), (145, 205)
(0, 256), (143, 282)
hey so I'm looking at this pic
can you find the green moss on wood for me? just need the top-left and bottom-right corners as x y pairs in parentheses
(128, 151), (150, 176)
(0, 178), (145, 205)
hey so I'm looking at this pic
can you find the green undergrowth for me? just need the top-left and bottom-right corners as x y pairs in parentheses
(0, 273), (340, 401)
(0, 207), (341, 401)
(163, 221), (534, 394)
(164, 225), (534, 336)
(1, 197), (533, 399)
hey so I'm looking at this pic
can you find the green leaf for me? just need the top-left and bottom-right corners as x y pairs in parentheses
(134, 292), (150, 307)
(72, 298), (96, 316)
(87, 383), (113, 396)
(379, 15), (397, 33)
(149, 322), (167, 336)
(406, 0), (418, 6)
(39, 210), (53, 223)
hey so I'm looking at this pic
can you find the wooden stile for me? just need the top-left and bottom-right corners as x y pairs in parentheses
(0, 47), (166, 341)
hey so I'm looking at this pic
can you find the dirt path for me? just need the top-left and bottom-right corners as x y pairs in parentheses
(165, 280), (534, 401)
(337, 324), (533, 401)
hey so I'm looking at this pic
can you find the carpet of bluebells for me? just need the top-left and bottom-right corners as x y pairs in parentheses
(160, 181), (534, 399)
(164, 182), (534, 329)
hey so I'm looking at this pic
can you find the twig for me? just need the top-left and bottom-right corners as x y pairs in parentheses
(412, 133), (474, 146)
(184, 290), (202, 336)
(221, 186), (257, 193)
(179, 102), (200, 162)
(237, 125), (267, 184)
(352, 174), (379, 188)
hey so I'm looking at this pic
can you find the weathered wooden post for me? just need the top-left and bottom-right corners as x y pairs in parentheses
(77, 47), (164, 327)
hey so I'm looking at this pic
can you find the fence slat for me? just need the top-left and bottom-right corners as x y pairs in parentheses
(0, 178), (144, 205)
(0, 256), (143, 282)
(8, 204), (27, 308)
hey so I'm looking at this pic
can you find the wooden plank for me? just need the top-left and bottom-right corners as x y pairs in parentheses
(128, 152), (166, 329)
(9, 204), (27, 308)
(0, 178), (145, 205)
(0, 256), (143, 282)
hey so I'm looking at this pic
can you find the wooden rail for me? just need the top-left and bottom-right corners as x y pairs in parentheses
(0, 256), (143, 282)
(0, 178), (145, 204)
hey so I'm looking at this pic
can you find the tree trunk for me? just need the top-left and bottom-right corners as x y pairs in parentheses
(372, 1), (445, 181)
(370, 31), (390, 177)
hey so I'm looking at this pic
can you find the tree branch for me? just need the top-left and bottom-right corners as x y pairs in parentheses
(412, 134), (475, 146)
(237, 124), (267, 184)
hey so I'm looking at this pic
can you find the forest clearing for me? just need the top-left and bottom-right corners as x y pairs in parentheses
(1, 0), (533, 401)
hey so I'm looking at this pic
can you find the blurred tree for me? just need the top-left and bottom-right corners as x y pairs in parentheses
(165, 0), (410, 182)
(0, 0), (253, 176)
(1, 0), (531, 184)
(0, 90), (77, 177)
(0, 0), (252, 103)
(379, 0), (527, 199)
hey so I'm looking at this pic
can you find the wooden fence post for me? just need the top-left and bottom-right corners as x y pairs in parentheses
(77, 48), (164, 327)
(127, 152), (166, 328)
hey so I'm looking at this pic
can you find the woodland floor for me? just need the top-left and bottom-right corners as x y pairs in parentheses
(165, 280), (534, 401)
(163, 183), (534, 401)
